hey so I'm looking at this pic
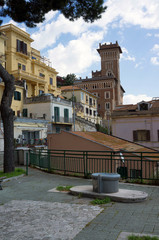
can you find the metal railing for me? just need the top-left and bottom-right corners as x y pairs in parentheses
(30, 149), (159, 183)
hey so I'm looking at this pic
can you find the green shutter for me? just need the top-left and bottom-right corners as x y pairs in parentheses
(64, 109), (69, 122)
(23, 109), (28, 117)
(54, 107), (60, 122)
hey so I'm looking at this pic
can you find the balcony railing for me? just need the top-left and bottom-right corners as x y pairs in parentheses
(53, 116), (73, 124)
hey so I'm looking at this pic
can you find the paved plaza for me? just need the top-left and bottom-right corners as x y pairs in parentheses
(0, 167), (159, 240)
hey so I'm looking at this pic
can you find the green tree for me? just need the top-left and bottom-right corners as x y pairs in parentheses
(63, 73), (77, 86)
(0, 0), (106, 173)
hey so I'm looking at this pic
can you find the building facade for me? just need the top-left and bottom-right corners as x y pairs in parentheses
(75, 42), (125, 119)
(61, 86), (100, 124)
(0, 24), (61, 117)
(23, 94), (73, 134)
(112, 99), (159, 150)
(0, 24), (62, 146)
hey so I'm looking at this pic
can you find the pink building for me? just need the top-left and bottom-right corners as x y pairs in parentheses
(112, 99), (159, 150)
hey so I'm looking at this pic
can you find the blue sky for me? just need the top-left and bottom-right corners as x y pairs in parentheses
(2, 0), (159, 104)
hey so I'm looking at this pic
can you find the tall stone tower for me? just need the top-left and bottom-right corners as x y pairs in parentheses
(75, 41), (124, 119)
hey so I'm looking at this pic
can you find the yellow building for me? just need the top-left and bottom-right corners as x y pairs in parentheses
(61, 86), (100, 124)
(0, 24), (60, 117)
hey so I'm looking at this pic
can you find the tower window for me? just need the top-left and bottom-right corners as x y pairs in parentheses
(105, 102), (111, 110)
(105, 91), (110, 99)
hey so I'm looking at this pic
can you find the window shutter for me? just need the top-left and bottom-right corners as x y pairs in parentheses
(64, 109), (69, 122)
(54, 107), (60, 122)
(133, 131), (137, 141)
(16, 39), (20, 52)
(23, 109), (28, 117)
(147, 130), (150, 141)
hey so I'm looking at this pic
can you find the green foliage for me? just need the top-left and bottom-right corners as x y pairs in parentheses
(90, 197), (111, 205)
(95, 123), (108, 134)
(128, 235), (159, 240)
(0, 168), (26, 178)
(56, 185), (73, 191)
(62, 73), (77, 86)
(0, 0), (106, 27)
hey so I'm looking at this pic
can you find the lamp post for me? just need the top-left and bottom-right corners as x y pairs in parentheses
(73, 85), (75, 131)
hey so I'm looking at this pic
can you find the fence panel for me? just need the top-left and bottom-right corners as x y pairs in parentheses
(29, 149), (159, 182)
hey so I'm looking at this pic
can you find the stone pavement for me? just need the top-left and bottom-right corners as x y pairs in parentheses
(0, 167), (159, 240)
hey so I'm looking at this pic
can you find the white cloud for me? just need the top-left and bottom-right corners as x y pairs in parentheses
(146, 33), (152, 37)
(31, 14), (91, 50)
(151, 44), (159, 52)
(121, 47), (135, 62)
(123, 94), (152, 104)
(151, 57), (159, 65)
(48, 31), (103, 76)
(151, 44), (159, 65)
(154, 33), (159, 37)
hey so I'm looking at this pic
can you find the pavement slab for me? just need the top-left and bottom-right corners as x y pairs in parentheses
(0, 200), (103, 240)
(0, 167), (159, 240)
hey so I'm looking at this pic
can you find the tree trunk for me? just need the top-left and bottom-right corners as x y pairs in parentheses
(0, 64), (15, 173)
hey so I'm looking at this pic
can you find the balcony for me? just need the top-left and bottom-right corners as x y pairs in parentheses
(53, 116), (73, 125)
(11, 70), (46, 84)
(16, 50), (30, 59)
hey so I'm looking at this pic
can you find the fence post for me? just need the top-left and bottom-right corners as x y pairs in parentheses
(39, 149), (41, 167)
(141, 152), (143, 183)
(26, 152), (28, 176)
(48, 149), (51, 172)
(64, 150), (66, 175)
(83, 151), (85, 177)
(111, 151), (113, 173)
(85, 151), (88, 178)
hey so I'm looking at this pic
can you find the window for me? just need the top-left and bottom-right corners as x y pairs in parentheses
(65, 126), (70, 131)
(16, 39), (27, 55)
(98, 104), (100, 109)
(18, 63), (26, 71)
(93, 99), (96, 106)
(105, 91), (110, 99)
(23, 109), (28, 117)
(56, 127), (60, 133)
(64, 109), (69, 123)
(105, 102), (111, 110)
(50, 77), (53, 85)
(138, 102), (149, 111)
(54, 107), (60, 122)
(89, 109), (92, 115)
(32, 56), (36, 60)
(39, 73), (45, 78)
(86, 108), (89, 114)
(81, 92), (84, 101)
(22, 65), (26, 71)
(93, 111), (96, 117)
(133, 130), (150, 142)
(14, 91), (21, 101)
(86, 95), (88, 103)
(39, 90), (44, 95)
(89, 98), (92, 106)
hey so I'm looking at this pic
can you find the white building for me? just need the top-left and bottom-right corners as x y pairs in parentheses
(112, 99), (159, 150)
(23, 93), (73, 133)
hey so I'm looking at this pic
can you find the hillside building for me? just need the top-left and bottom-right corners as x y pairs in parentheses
(75, 41), (125, 119)
(112, 99), (159, 150)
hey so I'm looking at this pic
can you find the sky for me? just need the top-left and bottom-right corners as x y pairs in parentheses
(2, 0), (159, 104)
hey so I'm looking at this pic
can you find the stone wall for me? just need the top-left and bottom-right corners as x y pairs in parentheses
(75, 116), (96, 132)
